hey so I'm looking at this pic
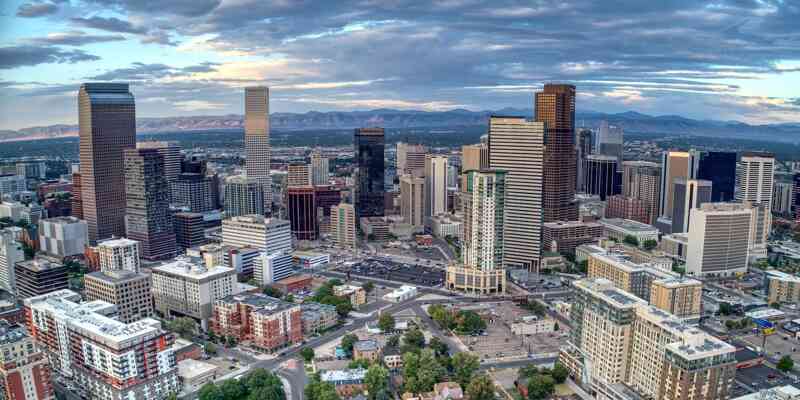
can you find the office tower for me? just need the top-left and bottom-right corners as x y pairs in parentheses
(96, 237), (141, 272)
(78, 83), (136, 243)
(650, 278), (703, 321)
(354, 128), (385, 218)
(221, 215), (292, 254)
(0, 228), (23, 294)
(489, 116), (545, 271)
(596, 121), (624, 170)
(671, 178), (712, 234)
(171, 173), (217, 212)
(793, 172), (800, 220)
(287, 163), (311, 187)
(244, 87), (272, 213)
(461, 143), (490, 172)
(286, 186), (317, 240)
(314, 185), (342, 234)
(151, 258), (237, 329)
(737, 152), (774, 259)
(446, 169), (507, 294)
(211, 293), (302, 353)
(70, 172), (83, 219)
(535, 84), (578, 222)
(311, 151), (330, 186)
(0, 320), (54, 400)
(253, 252), (294, 286)
(174, 212), (207, 251)
(695, 151), (737, 202)
(330, 203), (356, 250)
(0, 174), (26, 195)
(123, 148), (176, 261)
(621, 161), (661, 224)
(15, 162), (46, 180)
(400, 175), (425, 228)
(224, 175), (265, 217)
(658, 151), (696, 219)
(583, 154), (620, 200)
(686, 203), (752, 277)
(136, 141), (181, 182)
(542, 220), (603, 256)
(773, 181), (794, 215)
(397, 142), (427, 176)
(23, 290), (180, 399)
(576, 128), (593, 192)
(84, 270), (153, 323)
(38, 216), (88, 259)
(424, 155), (448, 223)
(224, 247), (261, 278)
(14, 257), (69, 299)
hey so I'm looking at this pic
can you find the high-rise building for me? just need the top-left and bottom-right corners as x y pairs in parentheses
(330, 203), (356, 250)
(397, 143), (427, 176)
(587, 252), (673, 302)
(461, 143), (489, 172)
(773, 181), (794, 215)
(583, 154), (620, 200)
(23, 290), (179, 400)
(695, 151), (737, 202)
(736, 152), (774, 260)
(84, 270), (153, 323)
(78, 83), (136, 243)
(622, 161), (661, 224)
(14, 257), (69, 299)
(424, 155), (448, 223)
(793, 172), (800, 220)
(310, 151), (330, 186)
(244, 87), (272, 213)
(0, 174), (26, 195)
(136, 141), (181, 182)
(287, 163), (311, 187)
(151, 257), (237, 329)
(671, 178), (712, 234)
(96, 237), (140, 273)
(650, 277), (704, 322)
(658, 151), (695, 220)
(596, 120), (624, 170)
(400, 175), (425, 228)
(286, 186), (317, 240)
(314, 185), (341, 234)
(38, 216), (88, 259)
(354, 128), (385, 218)
(535, 84), (578, 222)
(0, 320), (54, 400)
(686, 203), (753, 277)
(174, 212), (208, 251)
(253, 252), (294, 286)
(764, 270), (800, 305)
(222, 215), (292, 255)
(15, 162), (46, 179)
(0, 228), (23, 295)
(170, 173), (217, 212)
(123, 148), (176, 260)
(446, 169), (507, 294)
(224, 175), (265, 217)
(71, 172), (83, 219)
(489, 116), (545, 271)
(576, 128), (593, 192)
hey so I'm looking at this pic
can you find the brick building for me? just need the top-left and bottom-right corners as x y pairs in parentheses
(211, 293), (302, 353)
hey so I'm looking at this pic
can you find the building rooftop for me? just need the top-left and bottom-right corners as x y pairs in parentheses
(293, 251), (328, 258)
(85, 270), (148, 284)
(16, 257), (65, 272)
(654, 276), (702, 288)
(177, 359), (218, 380)
(0, 320), (28, 345)
(765, 270), (800, 282)
(576, 278), (646, 308)
(217, 293), (297, 314)
(320, 368), (367, 382)
(40, 216), (84, 225)
(731, 386), (800, 400)
(97, 237), (139, 248)
(600, 218), (658, 233)
(543, 220), (603, 229)
(665, 332), (736, 361)
(697, 202), (753, 213)
(153, 257), (235, 280)
(277, 274), (312, 285)
(354, 339), (379, 352)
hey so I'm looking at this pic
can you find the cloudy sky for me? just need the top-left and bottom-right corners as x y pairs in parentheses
(1, 0), (799, 130)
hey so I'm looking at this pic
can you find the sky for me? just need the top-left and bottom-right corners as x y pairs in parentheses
(1, 0), (799, 130)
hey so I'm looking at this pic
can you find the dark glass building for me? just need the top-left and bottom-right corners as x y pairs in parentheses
(583, 155), (620, 201)
(696, 151), (737, 202)
(286, 186), (317, 240)
(354, 127), (385, 218)
(124, 148), (176, 261)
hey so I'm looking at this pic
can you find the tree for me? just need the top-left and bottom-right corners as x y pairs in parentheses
(306, 375), (341, 400)
(204, 342), (217, 355)
(623, 235), (640, 247)
(21, 243), (35, 260)
(553, 322), (559, 332)
(341, 334), (358, 357)
(518, 365), (539, 381)
(285, 294), (295, 303)
(336, 302), (353, 318)
(725, 320), (736, 330)
(349, 359), (371, 369)
(643, 239), (658, 251)
(300, 347), (315, 363)
(403, 349), (445, 393)
(378, 313), (395, 333)
(718, 303), (733, 316)
(777, 355), (795, 372)
(452, 352), (480, 388)
(527, 374), (555, 400)
(428, 336), (449, 358)
(166, 317), (196, 339)
(386, 335), (400, 348)
(551, 363), (569, 384)
(403, 327), (426, 351)
(770, 302), (781, 309)
(363, 282), (375, 293)
(263, 286), (284, 298)
(220, 379), (247, 400)
(244, 369), (285, 400)
(199, 383), (224, 400)
(466, 374), (496, 400)
(577, 260), (588, 274)
(226, 336), (238, 347)
(364, 364), (390, 400)
(455, 310), (486, 334)
(429, 304), (455, 330)
(329, 278), (343, 287)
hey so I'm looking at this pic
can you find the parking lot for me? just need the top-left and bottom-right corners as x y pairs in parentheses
(336, 258), (445, 287)
(738, 331), (800, 364)
(735, 364), (797, 391)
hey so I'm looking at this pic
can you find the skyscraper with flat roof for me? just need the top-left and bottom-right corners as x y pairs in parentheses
(737, 152), (774, 260)
(78, 83), (136, 243)
(695, 151), (737, 202)
(124, 148), (176, 261)
(424, 155), (448, 223)
(671, 178), (712, 234)
(354, 128), (385, 218)
(244, 87), (272, 213)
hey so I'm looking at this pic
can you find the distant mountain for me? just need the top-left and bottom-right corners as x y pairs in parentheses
(2, 109), (798, 143)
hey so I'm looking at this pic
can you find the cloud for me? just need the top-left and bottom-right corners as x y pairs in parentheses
(70, 16), (146, 34)
(87, 0), (221, 17)
(173, 100), (226, 111)
(27, 30), (126, 46)
(16, 2), (58, 17)
(0, 45), (99, 69)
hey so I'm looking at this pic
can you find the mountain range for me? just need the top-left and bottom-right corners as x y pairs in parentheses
(2, 108), (798, 143)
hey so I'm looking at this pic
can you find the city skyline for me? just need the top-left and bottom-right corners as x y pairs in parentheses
(2, 1), (800, 130)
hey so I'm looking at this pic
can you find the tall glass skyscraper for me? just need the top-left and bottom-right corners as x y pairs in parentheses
(244, 87), (272, 214)
(695, 151), (737, 202)
(124, 148), (176, 260)
(354, 128), (385, 218)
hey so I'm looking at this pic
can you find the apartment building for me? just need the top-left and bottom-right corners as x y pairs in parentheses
(0, 228), (23, 294)
(211, 293), (302, 352)
(764, 270), (800, 304)
(333, 285), (366, 309)
(96, 237), (141, 273)
(301, 302), (337, 334)
(0, 320), (53, 400)
(649, 277), (703, 322)
(686, 203), (753, 277)
(330, 203), (356, 250)
(587, 252), (674, 301)
(84, 269), (153, 323)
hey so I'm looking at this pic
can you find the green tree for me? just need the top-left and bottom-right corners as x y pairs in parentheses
(220, 379), (247, 400)
(300, 347), (315, 363)
(553, 322), (559, 332)
(403, 349), (445, 393)
(718, 303), (733, 316)
(577, 260), (588, 274)
(329, 278), (343, 286)
(363, 282), (375, 293)
(199, 383), (224, 400)
(204, 342), (217, 355)
(642, 239), (658, 251)
(527, 374), (555, 400)
(518, 365), (539, 381)
(466, 374), (496, 400)
(378, 313), (395, 332)
(452, 352), (480, 388)
(623, 235), (640, 247)
(336, 302), (353, 318)
(455, 310), (486, 334)
(306, 375), (341, 400)
(167, 317), (196, 339)
(386, 335), (400, 347)
(349, 359), (371, 369)
(725, 320), (736, 330)
(341, 334), (358, 357)
(403, 327), (426, 351)
(21, 243), (35, 260)
(364, 364), (390, 400)
(226, 336), (238, 347)
(166, 393), (178, 400)
(264, 286), (284, 298)
(777, 355), (795, 372)
(429, 304), (455, 330)
(551, 363), (569, 384)
(285, 294), (295, 303)
(428, 336), (449, 357)
(770, 302), (781, 309)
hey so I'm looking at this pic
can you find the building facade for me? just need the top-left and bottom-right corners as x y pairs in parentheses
(400, 175), (425, 228)
(0, 228), (23, 294)
(211, 293), (302, 352)
(330, 203), (356, 250)
(96, 237), (140, 272)
(0, 320), (54, 400)
(221, 215), (292, 254)
(686, 203), (753, 277)
(84, 270), (153, 323)
(38, 216), (88, 259)
(671, 178), (713, 234)
(14, 257), (68, 299)
(622, 161), (661, 224)
(286, 186), (317, 240)
(542, 221), (604, 256)
(244, 87), (272, 212)
(310, 151), (330, 186)
(583, 154), (620, 201)
(424, 155), (448, 223)
(736, 152), (775, 260)
(124, 148), (176, 260)
(224, 175), (265, 217)
(354, 128), (385, 218)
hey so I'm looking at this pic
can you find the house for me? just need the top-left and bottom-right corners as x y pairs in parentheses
(353, 339), (381, 362)
(383, 346), (403, 370)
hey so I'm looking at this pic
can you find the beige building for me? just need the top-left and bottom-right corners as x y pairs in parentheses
(244, 86), (272, 210)
(587, 252), (674, 301)
(333, 284), (366, 309)
(461, 143), (489, 172)
(330, 203), (356, 250)
(84, 270), (153, 323)
(737, 152), (774, 260)
(287, 163), (311, 187)
(686, 203), (752, 277)
(659, 151), (692, 220)
(765, 270), (800, 304)
(96, 237), (141, 273)
(400, 175), (425, 228)
(649, 277), (703, 322)
(424, 155), (448, 223)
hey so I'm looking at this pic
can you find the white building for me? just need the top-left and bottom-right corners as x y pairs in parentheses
(686, 203), (752, 277)
(38, 216), (88, 258)
(292, 251), (330, 268)
(510, 316), (556, 335)
(223, 246), (261, 277)
(599, 218), (659, 244)
(731, 385), (800, 400)
(0, 228), (23, 294)
(0, 175), (26, 195)
(430, 214), (463, 240)
(424, 155), (448, 224)
(0, 201), (25, 222)
(383, 285), (417, 302)
(254, 252), (294, 286)
(96, 237), (141, 273)
(222, 215), (292, 255)
(736, 152), (774, 260)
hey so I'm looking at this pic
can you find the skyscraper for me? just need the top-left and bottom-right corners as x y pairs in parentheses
(244, 87), (272, 214)
(658, 151), (695, 219)
(400, 174), (425, 228)
(596, 120), (624, 170)
(488, 116), (545, 271)
(621, 161), (661, 224)
(78, 83), (136, 243)
(686, 203), (752, 277)
(310, 151), (330, 186)
(736, 152), (774, 259)
(695, 151), (736, 202)
(136, 141), (181, 182)
(224, 175), (265, 217)
(424, 155), (448, 223)
(124, 148), (176, 260)
(286, 186), (317, 240)
(535, 84), (578, 222)
(671, 178), (712, 234)
(354, 128), (385, 218)
(71, 172), (83, 219)
(330, 203), (356, 250)
(397, 142), (427, 176)
(582, 154), (620, 200)
(461, 143), (489, 172)
(0, 228), (23, 295)
(287, 163), (311, 187)
(576, 128), (593, 192)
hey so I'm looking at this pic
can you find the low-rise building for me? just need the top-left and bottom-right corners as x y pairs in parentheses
(301, 302), (338, 334)
(384, 285), (417, 302)
(38, 216), (88, 259)
(14, 256), (68, 299)
(360, 217), (390, 241)
(274, 275), (313, 294)
(177, 359), (218, 389)
(96, 237), (141, 273)
(292, 251), (330, 268)
(510, 316), (556, 335)
(211, 293), (302, 352)
(353, 339), (381, 362)
(659, 233), (689, 262)
(333, 284), (366, 309)
(599, 218), (659, 245)
(253, 251), (294, 286)
(383, 346), (403, 370)
(320, 368), (367, 397)
(542, 220), (604, 256)
(731, 386), (800, 400)
(430, 214), (463, 240)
